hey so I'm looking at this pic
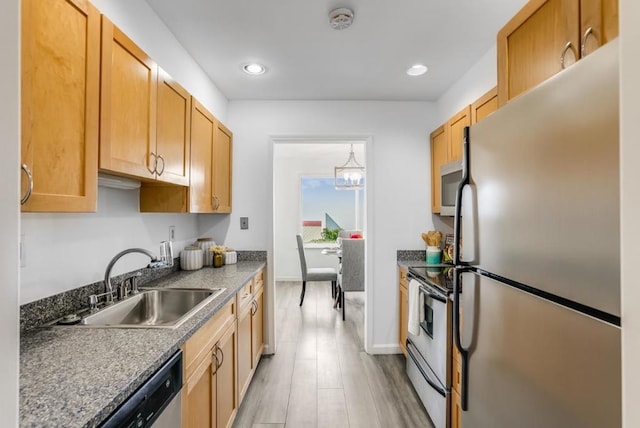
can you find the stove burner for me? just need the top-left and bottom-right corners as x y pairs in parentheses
(408, 265), (454, 293)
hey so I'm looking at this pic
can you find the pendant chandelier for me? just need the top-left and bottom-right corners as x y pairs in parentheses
(334, 144), (365, 190)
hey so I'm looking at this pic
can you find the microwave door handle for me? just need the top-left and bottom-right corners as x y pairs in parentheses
(453, 267), (471, 410)
(453, 126), (471, 266)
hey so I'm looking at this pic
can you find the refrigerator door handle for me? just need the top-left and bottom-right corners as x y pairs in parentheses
(453, 266), (472, 411)
(453, 126), (471, 266)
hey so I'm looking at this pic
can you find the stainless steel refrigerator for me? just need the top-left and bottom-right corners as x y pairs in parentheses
(453, 39), (621, 427)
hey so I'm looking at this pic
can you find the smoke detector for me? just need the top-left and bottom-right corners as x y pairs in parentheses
(329, 8), (354, 30)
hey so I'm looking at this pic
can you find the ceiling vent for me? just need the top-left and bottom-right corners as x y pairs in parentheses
(329, 8), (354, 30)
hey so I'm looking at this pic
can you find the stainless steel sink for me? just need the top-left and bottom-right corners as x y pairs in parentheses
(78, 288), (225, 329)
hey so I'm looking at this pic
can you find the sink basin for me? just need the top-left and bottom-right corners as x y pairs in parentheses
(79, 288), (225, 329)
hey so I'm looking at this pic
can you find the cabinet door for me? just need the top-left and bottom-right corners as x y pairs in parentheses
(100, 16), (157, 180)
(399, 283), (408, 357)
(447, 106), (471, 161)
(189, 99), (215, 212)
(451, 389), (462, 428)
(471, 87), (498, 125)
(183, 352), (215, 428)
(212, 121), (233, 213)
(580, 0), (618, 57)
(251, 286), (265, 367)
(216, 323), (237, 428)
(237, 306), (253, 403)
(156, 68), (191, 186)
(21, 0), (99, 212)
(497, 0), (580, 106)
(430, 125), (447, 213)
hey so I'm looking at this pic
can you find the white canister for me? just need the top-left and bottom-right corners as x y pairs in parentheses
(223, 251), (237, 265)
(195, 238), (216, 266)
(180, 246), (203, 271)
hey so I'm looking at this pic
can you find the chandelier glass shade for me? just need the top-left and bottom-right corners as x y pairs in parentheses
(334, 144), (365, 189)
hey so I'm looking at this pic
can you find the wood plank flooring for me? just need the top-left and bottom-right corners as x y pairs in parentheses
(232, 281), (434, 428)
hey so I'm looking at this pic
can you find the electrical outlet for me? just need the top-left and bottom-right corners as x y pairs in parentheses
(169, 226), (176, 242)
(240, 217), (249, 230)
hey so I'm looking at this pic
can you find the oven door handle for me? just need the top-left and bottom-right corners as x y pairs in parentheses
(418, 286), (447, 304)
(406, 338), (447, 397)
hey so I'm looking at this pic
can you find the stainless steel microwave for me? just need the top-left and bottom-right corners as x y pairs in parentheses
(440, 160), (463, 216)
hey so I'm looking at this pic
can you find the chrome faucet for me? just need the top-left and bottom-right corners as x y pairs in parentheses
(103, 248), (158, 304)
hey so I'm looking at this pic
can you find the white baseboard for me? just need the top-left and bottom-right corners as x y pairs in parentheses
(369, 344), (403, 355)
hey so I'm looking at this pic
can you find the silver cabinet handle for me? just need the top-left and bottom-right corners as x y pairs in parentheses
(560, 41), (577, 69)
(21, 164), (33, 205)
(251, 300), (258, 316)
(213, 195), (220, 210)
(216, 346), (224, 368)
(581, 27), (596, 57)
(156, 154), (165, 176)
(147, 152), (158, 174)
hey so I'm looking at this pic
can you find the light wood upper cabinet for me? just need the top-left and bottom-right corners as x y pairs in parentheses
(498, 0), (617, 106)
(447, 106), (471, 162)
(471, 87), (498, 125)
(581, 0), (619, 56)
(430, 126), (447, 214)
(21, 0), (99, 212)
(99, 15), (157, 180)
(156, 68), (191, 186)
(189, 99), (216, 213)
(213, 121), (233, 213)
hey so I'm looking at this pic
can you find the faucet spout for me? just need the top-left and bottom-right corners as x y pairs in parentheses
(103, 248), (159, 304)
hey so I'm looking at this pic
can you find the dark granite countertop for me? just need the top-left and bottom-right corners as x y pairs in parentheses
(19, 261), (266, 428)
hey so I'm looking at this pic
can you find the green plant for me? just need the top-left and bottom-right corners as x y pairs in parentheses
(321, 227), (341, 241)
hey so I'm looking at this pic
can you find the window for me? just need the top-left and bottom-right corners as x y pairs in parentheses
(300, 176), (364, 243)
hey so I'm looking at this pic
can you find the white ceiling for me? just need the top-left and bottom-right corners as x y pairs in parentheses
(146, 0), (527, 101)
(274, 143), (365, 161)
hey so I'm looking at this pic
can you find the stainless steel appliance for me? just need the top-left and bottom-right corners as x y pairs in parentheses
(452, 40), (621, 427)
(406, 266), (454, 428)
(439, 160), (463, 216)
(100, 350), (183, 428)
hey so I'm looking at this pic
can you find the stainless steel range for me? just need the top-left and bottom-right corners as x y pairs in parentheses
(405, 265), (454, 428)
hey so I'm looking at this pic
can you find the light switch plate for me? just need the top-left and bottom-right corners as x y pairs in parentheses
(240, 217), (249, 230)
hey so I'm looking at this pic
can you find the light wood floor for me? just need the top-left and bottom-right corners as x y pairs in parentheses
(232, 280), (434, 428)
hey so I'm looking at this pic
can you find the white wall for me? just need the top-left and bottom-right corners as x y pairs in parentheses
(0, 0), (19, 424)
(21, 188), (198, 303)
(198, 100), (437, 352)
(436, 45), (498, 124)
(20, 0), (228, 304)
(620, 0), (640, 425)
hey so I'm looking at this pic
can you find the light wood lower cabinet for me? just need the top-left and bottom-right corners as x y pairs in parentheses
(398, 267), (408, 356)
(252, 285), (265, 366)
(451, 389), (462, 428)
(182, 298), (236, 428)
(216, 322), (237, 428)
(21, 0), (99, 212)
(237, 302), (253, 403)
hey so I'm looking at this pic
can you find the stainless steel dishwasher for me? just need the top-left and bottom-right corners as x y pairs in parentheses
(100, 350), (183, 428)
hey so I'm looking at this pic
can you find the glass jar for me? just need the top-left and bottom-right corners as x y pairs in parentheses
(213, 252), (224, 268)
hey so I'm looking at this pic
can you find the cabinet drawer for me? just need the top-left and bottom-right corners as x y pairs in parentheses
(399, 268), (408, 288)
(253, 270), (264, 291)
(236, 280), (253, 311)
(183, 298), (235, 379)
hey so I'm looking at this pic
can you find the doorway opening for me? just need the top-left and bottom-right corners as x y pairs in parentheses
(267, 136), (372, 355)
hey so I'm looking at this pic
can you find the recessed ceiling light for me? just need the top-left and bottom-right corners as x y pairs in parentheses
(407, 64), (428, 76)
(243, 63), (266, 75)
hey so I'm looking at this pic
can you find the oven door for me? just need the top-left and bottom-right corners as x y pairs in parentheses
(407, 281), (451, 384)
(407, 338), (448, 428)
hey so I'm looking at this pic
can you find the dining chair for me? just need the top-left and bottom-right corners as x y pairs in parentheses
(296, 235), (337, 306)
